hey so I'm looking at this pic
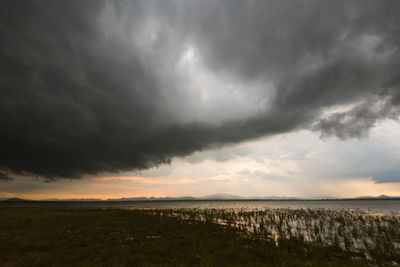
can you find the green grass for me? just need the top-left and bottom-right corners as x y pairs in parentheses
(0, 208), (380, 266)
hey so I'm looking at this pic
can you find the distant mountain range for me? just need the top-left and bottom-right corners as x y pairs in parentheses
(353, 195), (399, 200)
(0, 197), (32, 202)
(1, 194), (400, 202)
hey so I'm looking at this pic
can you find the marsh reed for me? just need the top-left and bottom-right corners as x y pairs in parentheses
(147, 208), (400, 264)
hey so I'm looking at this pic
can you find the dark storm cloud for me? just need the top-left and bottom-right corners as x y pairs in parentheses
(1, 0), (400, 179)
(313, 95), (400, 139)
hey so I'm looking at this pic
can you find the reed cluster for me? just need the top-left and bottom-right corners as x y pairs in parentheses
(148, 208), (400, 264)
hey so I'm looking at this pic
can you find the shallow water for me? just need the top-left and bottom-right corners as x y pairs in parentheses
(1, 200), (400, 214)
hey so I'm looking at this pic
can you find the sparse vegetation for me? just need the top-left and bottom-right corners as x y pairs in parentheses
(153, 208), (400, 265)
(0, 206), (398, 266)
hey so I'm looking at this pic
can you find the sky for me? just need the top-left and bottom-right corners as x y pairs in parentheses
(1, 0), (400, 199)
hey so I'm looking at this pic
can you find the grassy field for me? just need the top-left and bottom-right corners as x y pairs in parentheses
(158, 208), (400, 264)
(0, 207), (395, 266)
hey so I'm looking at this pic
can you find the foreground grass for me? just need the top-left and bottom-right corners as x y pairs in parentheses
(158, 208), (400, 265)
(0, 208), (372, 266)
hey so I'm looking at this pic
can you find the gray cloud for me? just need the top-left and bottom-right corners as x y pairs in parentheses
(1, 0), (400, 179)
(314, 95), (400, 139)
(0, 171), (12, 181)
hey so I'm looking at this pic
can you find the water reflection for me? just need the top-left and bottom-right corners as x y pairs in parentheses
(2, 200), (400, 214)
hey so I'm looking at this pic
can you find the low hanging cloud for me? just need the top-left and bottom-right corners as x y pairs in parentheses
(0, 171), (12, 181)
(314, 95), (400, 139)
(1, 0), (400, 179)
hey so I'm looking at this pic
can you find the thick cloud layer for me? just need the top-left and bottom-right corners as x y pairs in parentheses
(1, 0), (400, 179)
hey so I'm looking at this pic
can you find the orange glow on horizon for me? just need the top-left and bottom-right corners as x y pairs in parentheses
(1, 176), (400, 201)
(0, 192), (167, 201)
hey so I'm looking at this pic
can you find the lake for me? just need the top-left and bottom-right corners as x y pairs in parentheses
(1, 199), (400, 214)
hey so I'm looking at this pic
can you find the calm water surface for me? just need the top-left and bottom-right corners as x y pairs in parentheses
(1, 200), (400, 214)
